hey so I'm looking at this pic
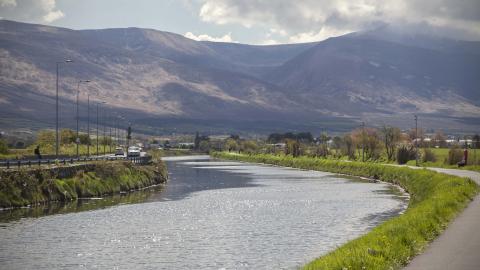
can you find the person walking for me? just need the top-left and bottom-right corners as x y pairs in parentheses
(34, 145), (42, 159)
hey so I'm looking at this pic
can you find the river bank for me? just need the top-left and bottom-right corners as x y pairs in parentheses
(212, 152), (479, 270)
(0, 160), (168, 208)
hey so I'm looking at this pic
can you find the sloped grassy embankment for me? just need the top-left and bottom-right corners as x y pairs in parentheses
(0, 160), (168, 208)
(212, 152), (478, 270)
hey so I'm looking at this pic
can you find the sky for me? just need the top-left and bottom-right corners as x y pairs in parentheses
(0, 0), (479, 44)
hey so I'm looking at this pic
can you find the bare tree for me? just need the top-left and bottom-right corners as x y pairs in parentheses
(381, 125), (401, 161)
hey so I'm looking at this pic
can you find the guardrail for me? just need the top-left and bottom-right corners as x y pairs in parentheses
(0, 156), (152, 169)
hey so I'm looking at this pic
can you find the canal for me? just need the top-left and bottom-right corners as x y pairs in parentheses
(0, 156), (408, 269)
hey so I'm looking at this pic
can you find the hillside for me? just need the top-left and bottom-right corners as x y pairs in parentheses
(0, 20), (479, 134)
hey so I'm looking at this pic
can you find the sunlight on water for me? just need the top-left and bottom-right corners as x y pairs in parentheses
(0, 156), (407, 269)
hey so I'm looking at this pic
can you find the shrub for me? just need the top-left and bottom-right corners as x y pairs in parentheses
(422, 148), (437, 163)
(397, 145), (416, 164)
(447, 147), (463, 165)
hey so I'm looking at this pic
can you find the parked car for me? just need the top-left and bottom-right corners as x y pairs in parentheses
(127, 146), (141, 157)
(115, 147), (125, 156)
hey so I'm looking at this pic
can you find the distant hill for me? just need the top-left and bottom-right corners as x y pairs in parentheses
(0, 20), (479, 135)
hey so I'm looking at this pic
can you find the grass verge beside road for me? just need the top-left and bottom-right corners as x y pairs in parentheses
(0, 160), (168, 208)
(212, 152), (479, 270)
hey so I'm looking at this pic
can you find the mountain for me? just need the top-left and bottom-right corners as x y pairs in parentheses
(266, 28), (480, 130)
(0, 20), (479, 135)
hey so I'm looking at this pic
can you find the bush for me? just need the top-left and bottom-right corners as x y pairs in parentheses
(422, 148), (437, 163)
(397, 145), (416, 164)
(447, 147), (463, 165)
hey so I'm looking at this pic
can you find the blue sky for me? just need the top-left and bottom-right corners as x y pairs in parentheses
(1, 0), (479, 44)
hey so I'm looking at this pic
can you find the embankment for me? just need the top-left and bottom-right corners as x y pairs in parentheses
(0, 160), (168, 208)
(212, 152), (478, 270)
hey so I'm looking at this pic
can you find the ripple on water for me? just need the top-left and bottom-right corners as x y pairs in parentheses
(0, 157), (408, 269)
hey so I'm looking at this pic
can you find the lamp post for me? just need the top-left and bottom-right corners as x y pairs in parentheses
(75, 80), (90, 158)
(96, 101), (106, 156)
(102, 104), (108, 156)
(55, 59), (73, 158)
(87, 94), (90, 157)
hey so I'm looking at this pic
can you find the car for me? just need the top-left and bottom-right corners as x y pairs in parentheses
(115, 147), (125, 156)
(127, 146), (141, 157)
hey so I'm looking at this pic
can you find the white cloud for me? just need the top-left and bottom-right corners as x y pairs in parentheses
(289, 27), (353, 43)
(184, 31), (236, 42)
(259, 39), (279, 45)
(0, 0), (16, 7)
(194, 0), (480, 42)
(39, 0), (64, 23)
(0, 0), (64, 23)
(43, 9), (64, 23)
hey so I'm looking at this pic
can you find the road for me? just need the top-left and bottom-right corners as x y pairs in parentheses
(403, 166), (480, 270)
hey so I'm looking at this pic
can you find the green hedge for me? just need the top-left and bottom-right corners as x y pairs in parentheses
(212, 152), (478, 270)
(0, 161), (168, 208)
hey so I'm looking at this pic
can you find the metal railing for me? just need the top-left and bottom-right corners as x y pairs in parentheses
(0, 155), (152, 169)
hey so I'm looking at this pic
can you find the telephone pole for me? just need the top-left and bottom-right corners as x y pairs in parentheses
(362, 121), (365, 162)
(415, 114), (419, 166)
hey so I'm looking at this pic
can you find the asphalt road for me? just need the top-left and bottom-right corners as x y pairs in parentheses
(403, 167), (480, 270)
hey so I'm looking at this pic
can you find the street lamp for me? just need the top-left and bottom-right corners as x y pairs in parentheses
(103, 106), (107, 156)
(76, 80), (90, 158)
(55, 59), (73, 158)
(96, 101), (106, 156)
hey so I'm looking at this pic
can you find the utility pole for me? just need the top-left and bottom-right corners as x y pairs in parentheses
(415, 114), (419, 166)
(362, 121), (365, 162)
(96, 103), (99, 156)
(103, 108), (107, 156)
(55, 59), (73, 158)
(87, 94), (90, 157)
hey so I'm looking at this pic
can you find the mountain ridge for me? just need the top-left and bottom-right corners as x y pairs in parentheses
(1, 20), (479, 134)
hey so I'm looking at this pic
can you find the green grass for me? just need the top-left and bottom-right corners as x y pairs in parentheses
(408, 148), (480, 173)
(0, 160), (168, 208)
(212, 152), (479, 270)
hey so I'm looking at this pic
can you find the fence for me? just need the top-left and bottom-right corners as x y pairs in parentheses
(0, 155), (152, 169)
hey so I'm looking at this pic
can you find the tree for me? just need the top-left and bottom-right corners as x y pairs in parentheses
(285, 139), (300, 157)
(224, 138), (239, 152)
(434, 130), (447, 148)
(473, 134), (480, 149)
(351, 127), (382, 160)
(60, 129), (76, 144)
(126, 126), (132, 148)
(199, 140), (210, 152)
(381, 125), (401, 161)
(36, 130), (55, 146)
(240, 140), (258, 154)
(79, 134), (91, 145)
(194, 132), (201, 150)
(0, 139), (8, 154)
(341, 134), (356, 159)
(408, 127), (425, 146)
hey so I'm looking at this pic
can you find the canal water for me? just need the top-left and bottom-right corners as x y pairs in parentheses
(0, 156), (408, 269)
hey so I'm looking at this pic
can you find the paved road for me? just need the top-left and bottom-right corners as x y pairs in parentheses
(403, 166), (480, 270)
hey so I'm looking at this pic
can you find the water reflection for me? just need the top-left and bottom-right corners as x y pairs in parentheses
(0, 156), (408, 269)
(0, 185), (165, 223)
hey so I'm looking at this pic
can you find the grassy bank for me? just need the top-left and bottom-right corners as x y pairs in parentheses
(0, 160), (168, 208)
(212, 152), (478, 270)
